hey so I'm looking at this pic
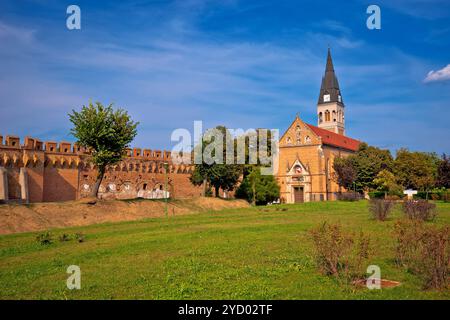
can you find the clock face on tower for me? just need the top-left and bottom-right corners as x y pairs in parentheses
(323, 94), (330, 102)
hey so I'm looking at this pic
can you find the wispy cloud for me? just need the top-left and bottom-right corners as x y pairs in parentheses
(0, 0), (449, 153)
(424, 64), (450, 83)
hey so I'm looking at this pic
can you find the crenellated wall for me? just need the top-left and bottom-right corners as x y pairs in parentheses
(0, 135), (201, 203)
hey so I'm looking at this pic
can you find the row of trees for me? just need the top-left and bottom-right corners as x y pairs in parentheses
(68, 103), (448, 202)
(69, 104), (279, 204)
(333, 143), (450, 196)
(189, 126), (280, 204)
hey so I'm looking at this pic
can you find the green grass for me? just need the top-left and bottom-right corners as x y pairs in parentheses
(0, 200), (449, 300)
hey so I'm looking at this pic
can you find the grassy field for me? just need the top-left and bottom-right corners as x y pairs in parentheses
(0, 200), (449, 300)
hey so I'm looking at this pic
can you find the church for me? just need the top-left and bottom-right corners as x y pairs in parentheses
(276, 49), (361, 203)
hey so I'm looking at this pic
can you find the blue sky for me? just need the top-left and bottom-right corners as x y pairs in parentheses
(1, 0), (449, 154)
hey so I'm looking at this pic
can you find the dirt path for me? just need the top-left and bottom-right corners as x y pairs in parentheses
(0, 197), (249, 235)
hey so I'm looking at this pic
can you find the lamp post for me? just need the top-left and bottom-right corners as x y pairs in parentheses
(163, 162), (169, 219)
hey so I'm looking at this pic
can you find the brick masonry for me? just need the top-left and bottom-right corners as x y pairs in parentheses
(0, 135), (202, 203)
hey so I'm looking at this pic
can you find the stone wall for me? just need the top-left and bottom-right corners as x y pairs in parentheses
(0, 135), (201, 203)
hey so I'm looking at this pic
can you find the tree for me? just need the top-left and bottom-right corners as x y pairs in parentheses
(190, 126), (242, 197)
(332, 143), (393, 192)
(332, 156), (356, 190)
(373, 169), (402, 197)
(351, 143), (394, 192)
(394, 149), (439, 191)
(235, 167), (280, 205)
(436, 154), (450, 189)
(69, 102), (138, 197)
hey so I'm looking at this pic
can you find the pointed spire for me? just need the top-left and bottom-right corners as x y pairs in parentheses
(318, 48), (343, 105)
(326, 47), (334, 72)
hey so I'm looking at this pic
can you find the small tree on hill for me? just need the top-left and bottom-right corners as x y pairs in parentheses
(69, 102), (138, 198)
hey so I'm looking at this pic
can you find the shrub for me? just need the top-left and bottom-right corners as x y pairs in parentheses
(443, 191), (450, 203)
(75, 233), (85, 243)
(394, 220), (449, 290)
(368, 191), (385, 199)
(368, 199), (395, 221)
(402, 200), (437, 221)
(337, 192), (361, 202)
(36, 232), (53, 245)
(59, 234), (71, 242)
(310, 222), (370, 281)
(385, 195), (401, 201)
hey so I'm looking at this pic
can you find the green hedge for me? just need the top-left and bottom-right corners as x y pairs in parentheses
(413, 191), (450, 201)
(368, 190), (450, 201)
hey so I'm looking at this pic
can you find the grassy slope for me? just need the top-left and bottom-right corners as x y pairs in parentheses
(0, 201), (449, 300)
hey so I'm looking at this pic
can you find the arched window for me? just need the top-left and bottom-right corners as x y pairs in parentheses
(325, 110), (331, 122)
(318, 112), (323, 123)
(332, 110), (336, 122)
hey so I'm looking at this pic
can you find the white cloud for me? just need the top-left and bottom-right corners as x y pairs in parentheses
(424, 64), (450, 83)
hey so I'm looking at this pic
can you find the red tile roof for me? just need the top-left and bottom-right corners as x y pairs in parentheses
(306, 124), (360, 152)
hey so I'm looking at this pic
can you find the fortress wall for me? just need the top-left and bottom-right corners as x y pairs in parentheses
(43, 167), (79, 202)
(0, 135), (199, 203)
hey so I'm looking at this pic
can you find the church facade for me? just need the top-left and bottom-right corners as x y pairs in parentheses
(276, 49), (360, 203)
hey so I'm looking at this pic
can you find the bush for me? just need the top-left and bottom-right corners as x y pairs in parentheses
(402, 200), (437, 221)
(75, 233), (85, 243)
(368, 191), (385, 199)
(368, 199), (395, 221)
(394, 220), (449, 290)
(336, 192), (361, 201)
(310, 222), (370, 282)
(413, 191), (450, 200)
(36, 232), (53, 245)
(59, 234), (71, 242)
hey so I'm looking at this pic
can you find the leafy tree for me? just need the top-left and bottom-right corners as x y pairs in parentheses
(332, 156), (356, 190)
(236, 167), (280, 205)
(436, 154), (450, 189)
(333, 143), (393, 192)
(190, 126), (242, 197)
(373, 169), (402, 197)
(69, 102), (138, 197)
(394, 149), (439, 191)
(351, 143), (394, 192)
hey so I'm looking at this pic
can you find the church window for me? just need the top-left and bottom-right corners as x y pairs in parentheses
(332, 110), (336, 122)
(286, 137), (291, 144)
(305, 136), (311, 143)
(325, 110), (331, 122)
(318, 112), (323, 123)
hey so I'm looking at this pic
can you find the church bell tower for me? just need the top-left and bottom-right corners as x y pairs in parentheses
(317, 48), (345, 135)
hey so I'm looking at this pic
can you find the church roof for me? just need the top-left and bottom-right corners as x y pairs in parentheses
(318, 48), (343, 105)
(306, 123), (360, 151)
